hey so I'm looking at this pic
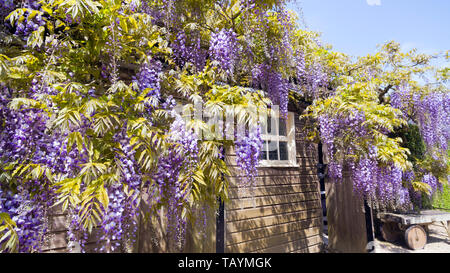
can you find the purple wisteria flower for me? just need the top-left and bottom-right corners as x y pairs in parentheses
(209, 28), (239, 74)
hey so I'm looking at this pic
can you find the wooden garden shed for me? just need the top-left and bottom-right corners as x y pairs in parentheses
(41, 102), (325, 253)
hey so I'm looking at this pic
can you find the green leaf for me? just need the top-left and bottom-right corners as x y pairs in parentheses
(192, 169), (206, 186)
(67, 131), (84, 153)
(27, 26), (45, 48)
(97, 185), (109, 211)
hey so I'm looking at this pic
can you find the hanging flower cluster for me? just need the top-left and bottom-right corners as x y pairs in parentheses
(390, 84), (449, 154)
(317, 107), (415, 209)
(151, 112), (199, 249)
(252, 63), (290, 118)
(295, 51), (329, 98)
(318, 110), (367, 180)
(235, 125), (263, 188)
(209, 28), (239, 74)
(0, 0), (15, 21)
(0, 184), (52, 252)
(416, 92), (450, 153)
(350, 157), (411, 209)
(132, 59), (162, 114)
(172, 30), (206, 71)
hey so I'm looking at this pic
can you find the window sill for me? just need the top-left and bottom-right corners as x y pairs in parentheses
(257, 161), (299, 168)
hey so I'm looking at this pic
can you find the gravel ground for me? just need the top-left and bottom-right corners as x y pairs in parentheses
(374, 223), (450, 253)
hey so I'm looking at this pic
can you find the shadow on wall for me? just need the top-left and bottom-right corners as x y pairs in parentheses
(135, 197), (217, 253)
(224, 138), (323, 253)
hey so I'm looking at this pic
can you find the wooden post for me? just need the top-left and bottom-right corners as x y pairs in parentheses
(216, 197), (225, 253)
(364, 199), (375, 252)
(216, 146), (225, 253)
(317, 142), (328, 235)
(446, 221), (450, 239)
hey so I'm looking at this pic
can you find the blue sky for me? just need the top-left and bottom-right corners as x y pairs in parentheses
(287, 0), (450, 57)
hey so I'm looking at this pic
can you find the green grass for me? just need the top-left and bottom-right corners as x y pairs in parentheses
(432, 183), (450, 211)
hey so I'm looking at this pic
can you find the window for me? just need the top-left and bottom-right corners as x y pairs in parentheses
(258, 111), (297, 167)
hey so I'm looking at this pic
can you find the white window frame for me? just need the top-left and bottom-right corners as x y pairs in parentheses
(258, 111), (298, 167)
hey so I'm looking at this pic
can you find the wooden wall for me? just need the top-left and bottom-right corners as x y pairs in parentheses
(40, 206), (113, 253)
(41, 195), (217, 253)
(135, 196), (217, 253)
(223, 114), (324, 253)
(39, 111), (323, 253)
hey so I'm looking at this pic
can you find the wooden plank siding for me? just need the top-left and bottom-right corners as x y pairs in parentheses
(39, 109), (323, 253)
(224, 112), (324, 253)
(41, 198), (217, 253)
(40, 205), (134, 253)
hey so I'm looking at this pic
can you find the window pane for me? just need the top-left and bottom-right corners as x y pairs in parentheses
(279, 117), (287, 136)
(267, 116), (277, 135)
(279, 141), (288, 160)
(259, 141), (268, 160)
(261, 120), (267, 135)
(268, 140), (278, 160)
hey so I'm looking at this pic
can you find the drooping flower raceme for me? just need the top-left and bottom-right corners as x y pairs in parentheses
(150, 112), (199, 249)
(415, 92), (450, 153)
(305, 62), (328, 99)
(235, 125), (263, 188)
(0, 184), (52, 252)
(390, 85), (449, 154)
(209, 28), (239, 74)
(133, 59), (162, 113)
(422, 173), (439, 196)
(318, 108), (412, 209)
(172, 30), (206, 71)
(252, 64), (290, 119)
(390, 83), (412, 118)
(318, 110), (367, 181)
